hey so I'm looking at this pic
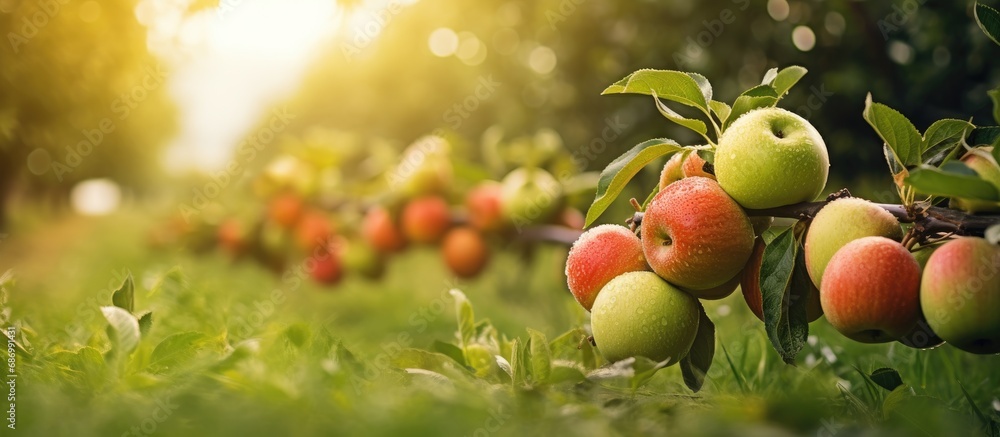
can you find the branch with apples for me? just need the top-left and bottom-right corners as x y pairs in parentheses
(563, 39), (1000, 391)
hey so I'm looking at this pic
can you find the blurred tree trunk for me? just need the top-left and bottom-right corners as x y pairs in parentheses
(0, 154), (17, 231)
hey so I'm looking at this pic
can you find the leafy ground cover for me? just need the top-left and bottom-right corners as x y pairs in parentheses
(2, 211), (998, 436)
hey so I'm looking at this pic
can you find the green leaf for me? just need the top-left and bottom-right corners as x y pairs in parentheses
(770, 65), (808, 98)
(989, 88), (1000, 125)
(720, 344), (750, 394)
(652, 92), (707, 136)
(101, 306), (140, 355)
(463, 344), (495, 377)
(450, 289), (475, 349)
(709, 100), (732, 126)
(50, 347), (108, 390)
(640, 184), (660, 211)
(629, 356), (672, 391)
(971, 126), (1000, 148)
(586, 357), (637, 380)
(863, 94), (923, 166)
(432, 340), (467, 366)
(112, 272), (135, 314)
(759, 228), (810, 365)
(679, 303), (715, 392)
(587, 357), (670, 390)
(922, 119), (974, 161)
(391, 349), (473, 380)
(975, 1), (1000, 46)
(148, 331), (207, 373)
(685, 72), (713, 105)
(137, 311), (153, 337)
(548, 328), (587, 360)
(906, 164), (1000, 201)
(697, 148), (715, 165)
(726, 85), (779, 129)
(883, 144), (908, 190)
(548, 363), (586, 384)
(527, 328), (551, 383)
(870, 367), (904, 391)
(881, 384), (912, 417)
(602, 69), (709, 111)
(509, 337), (531, 386)
(959, 382), (997, 434)
(584, 138), (685, 227)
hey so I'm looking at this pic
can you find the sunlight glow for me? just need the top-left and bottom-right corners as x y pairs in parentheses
(137, 0), (414, 173)
(71, 179), (122, 216)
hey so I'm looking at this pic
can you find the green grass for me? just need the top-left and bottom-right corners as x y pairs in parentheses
(2, 211), (999, 436)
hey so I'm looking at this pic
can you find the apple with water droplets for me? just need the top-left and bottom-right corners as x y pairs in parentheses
(641, 177), (754, 291)
(590, 271), (701, 364)
(715, 107), (830, 209)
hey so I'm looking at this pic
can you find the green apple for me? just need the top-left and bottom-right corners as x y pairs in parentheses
(715, 107), (829, 209)
(335, 237), (386, 280)
(804, 198), (903, 289)
(393, 135), (453, 196)
(590, 271), (700, 364)
(500, 167), (563, 228)
(254, 155), (317, 198)
(920, 237), (1000, 354)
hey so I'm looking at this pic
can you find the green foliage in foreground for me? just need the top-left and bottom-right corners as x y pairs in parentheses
(2, 214), (1000, 436)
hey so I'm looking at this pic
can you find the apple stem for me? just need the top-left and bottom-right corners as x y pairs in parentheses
(629, 197), (643, 212)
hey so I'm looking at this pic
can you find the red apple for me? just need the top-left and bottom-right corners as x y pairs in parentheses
(920, 237), (1000, 354)
(295, 210), (334, 251)
(681, 152), (714, 179)
(442, 227), (490, 278)
(557, 207), (585, 230)
(217, 218), (247, 257)
(565, 224), (649, 311)
(641, 177), (754, 290)
(268, 193), (304, 229)
(465, 182), (506, 232)
(401, 196), (451, 244)
(308, 248), (343, 285)
(820, 236), (921, 343)
(658, 153), (685, 190)
(362, 207), (406, 253)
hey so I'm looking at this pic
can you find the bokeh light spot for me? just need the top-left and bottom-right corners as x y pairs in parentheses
(26, 149), (52, 175)
(767, 0), (789, 21)
(888, 41), (914, 65)
(825, 12), (846, 36)
(528, 46), (557, 75)
(792, 26), (816, 51)
(456, 32), (487, 66)
(428, 28), (459, 57)
(71, 179), (122, 216)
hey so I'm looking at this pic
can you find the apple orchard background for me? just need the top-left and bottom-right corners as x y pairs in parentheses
(1, 1), (999, 436)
